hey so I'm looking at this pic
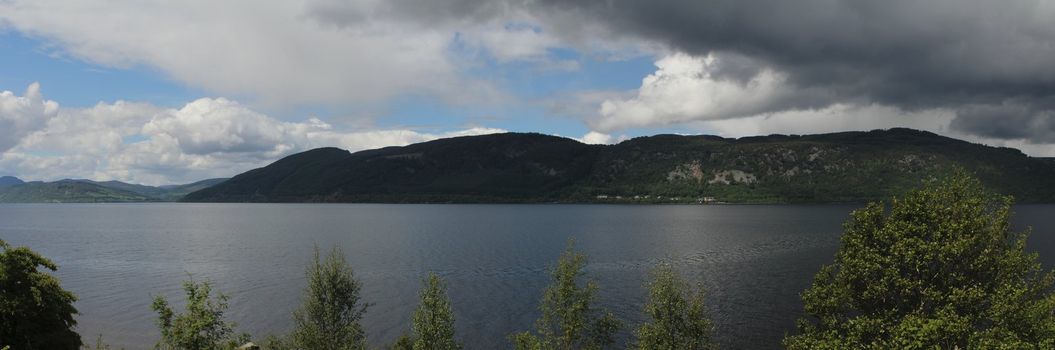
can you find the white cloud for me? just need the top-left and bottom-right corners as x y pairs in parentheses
(694, 103), (1055, 157)
(0, 0), (492, 107)
(0, 83), (59, 152)
(592, 53), (801, 132)
(697, 104), (955, 137)
(472, 25), (556, 62)
(143, 98), (304, 157)
(307, 127), (507, 152)
(0, 0), (646, 109)
(580, 53), (1055, 156)
(19, 100), (163, 155)
(0, 83), (505, 185)
(573, 130), (632, 145)
(0, 1), (663, 110)
(458, 23), (580, 71)
(578, 131), (613, 144)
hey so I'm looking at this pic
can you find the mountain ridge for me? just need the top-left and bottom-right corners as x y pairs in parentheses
(183, 128), (1055, 203)
(0, 176), (24, 187)
(0, 178), (228, 203)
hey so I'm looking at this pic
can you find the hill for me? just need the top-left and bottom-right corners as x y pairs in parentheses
(73, 178), (229, 201)
(154, 178), (229, 201)
(0, 180), (155, 203)
(183, 128), (1055, 204)
(0, 178), (228, 203)
(185, 133), (595, 202)
(0, 176), (24, 187)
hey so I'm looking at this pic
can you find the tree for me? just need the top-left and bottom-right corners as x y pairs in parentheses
(511, 243), (621, 350)
(392, 273), (461, 350)
(633, 266), (715, 350)
(151, 278), (248, 350)
(84, 335), (123, 350)
(259, 334), (292, 350)
(388, 335), (414, 350)
(412, 273), (460, 350)
(785, 173), (1055, 349)
(288, 246), (368, 350)
(0, 240), (81, 349)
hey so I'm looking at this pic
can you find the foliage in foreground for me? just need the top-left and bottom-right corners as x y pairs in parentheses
(392, 273), (461, 350)
(633, 266), (715, 350)
(785, 173), (1055, 349)
(286, 246), (369, 350)
(84, 335), (122, 350)
(151, 278), (248, 350)
(0, 239), (81, 350)
(511, 243), (622, 350)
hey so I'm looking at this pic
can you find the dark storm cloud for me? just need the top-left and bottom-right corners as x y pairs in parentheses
(534, 0), (1055, 113)
(583, 0), (1055, 142)
(306, 0), (1055, 142)
(951, 100), (1055, 142)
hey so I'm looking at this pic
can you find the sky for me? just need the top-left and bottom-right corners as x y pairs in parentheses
(1, 0), (1054, 185)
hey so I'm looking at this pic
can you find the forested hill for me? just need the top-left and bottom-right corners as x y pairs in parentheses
(182, 128), (1055, 203)
(0, 178), (228, 203)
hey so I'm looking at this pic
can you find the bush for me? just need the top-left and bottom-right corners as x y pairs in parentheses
(287, 246), (368, 350)
(0, 240), (81, 350)
(785, 173), (1055, 349)
(633, 266), (715, 350)
(511, 243), (621, 350)
(84, 335), (122, 350)
(392, 273), (461, 350)
(151, 278), (248, 350)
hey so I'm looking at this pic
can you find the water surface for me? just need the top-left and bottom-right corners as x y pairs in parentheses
(2, 203), (1053, 349)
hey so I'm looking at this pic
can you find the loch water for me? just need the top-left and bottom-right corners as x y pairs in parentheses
(3, 203), (1054, 349)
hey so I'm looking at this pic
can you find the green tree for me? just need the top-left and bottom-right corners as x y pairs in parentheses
(84, 335), (123, 350)
(511, 243), (621, 350)
(151, 278), (248, 350)
(785, 173), (1055, 349)
(259, 334), (292, 350)
(633, 266), (715, 350)
(387, 335), (414, 350)
(0, 240), (81, 350)
(288, 246), (368, 350)
(407, 273), (461, 350)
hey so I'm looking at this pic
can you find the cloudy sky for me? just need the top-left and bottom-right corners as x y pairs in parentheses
(2, 0), (1054, 185)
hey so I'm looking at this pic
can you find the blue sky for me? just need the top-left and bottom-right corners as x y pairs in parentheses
(1, 0), (1053, 184)
(0, 30), (649, 134)
(0, 32), (203, 107)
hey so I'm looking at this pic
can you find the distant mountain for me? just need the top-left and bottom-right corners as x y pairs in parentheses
(0, 176), (24, 187)
(0, 180), (154, 203)
(71, 179), (168, 198)
(70, 178), (228, 201)
(154, 178), (229, 201)
(0, 178), (228, 203)
(183, 128), (1055, 204)
(186, 133), (595, 202)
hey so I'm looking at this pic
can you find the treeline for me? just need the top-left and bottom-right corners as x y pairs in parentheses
(149, 242), (714, 350)
(4, 173), (1055, 349)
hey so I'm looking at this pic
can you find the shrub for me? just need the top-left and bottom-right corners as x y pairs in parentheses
(151, 278), (248, 350)
(288, 246), (368, 350)
(633, 266), (715, 350)
(0, 239), (81, 350)
(785, 173), (1055, 349)
(392, 273), (461, 350)
(511, 243), (621, 350)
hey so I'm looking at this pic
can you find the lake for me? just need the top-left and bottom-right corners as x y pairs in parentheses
(2, 203), (1054, 349)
